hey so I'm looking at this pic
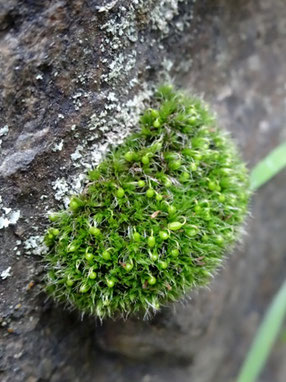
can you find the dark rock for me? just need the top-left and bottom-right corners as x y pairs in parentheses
(0, 0), (286, 382)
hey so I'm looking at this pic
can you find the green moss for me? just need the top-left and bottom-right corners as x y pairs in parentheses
(44, 85), (250, 319)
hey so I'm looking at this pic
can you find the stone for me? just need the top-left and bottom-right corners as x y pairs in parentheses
(0, 0), (286, 381)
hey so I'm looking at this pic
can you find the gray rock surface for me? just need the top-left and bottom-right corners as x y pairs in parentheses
(0, 0), (286, 381)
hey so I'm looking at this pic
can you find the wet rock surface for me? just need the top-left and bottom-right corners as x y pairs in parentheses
(1, 0), (286, 381)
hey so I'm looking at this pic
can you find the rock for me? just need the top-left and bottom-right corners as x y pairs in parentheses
(0, 0), (286, 382)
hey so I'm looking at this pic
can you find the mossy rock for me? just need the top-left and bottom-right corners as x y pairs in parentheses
(44, 85), (250, 319)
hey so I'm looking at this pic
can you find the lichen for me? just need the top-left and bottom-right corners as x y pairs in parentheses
(43, 85), (250, 319)
(1, 266), (12, 280)
(0, 196), (21, 230)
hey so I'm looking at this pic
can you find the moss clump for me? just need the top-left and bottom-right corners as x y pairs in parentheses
(44, 85), (250, 319)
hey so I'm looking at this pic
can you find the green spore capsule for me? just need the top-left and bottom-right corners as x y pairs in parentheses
(125, 263), (134, 272)
(168, 221), (184, 231)
(146, 188), (155, 198)
(159, 231), (169, 240)
(150, 253), (158, 261)
(102, 250), (111, 261)
(153, 118), (161, 128)
(85, 253), (94, 262)
(169, 160), (181, 171)
(148, 276), (157, 285)
(69, 198), (81, 212)
(156, 194), (163, 201)
(148, 236), (156, 248)
(170, 249), (179, 257)
(116, 188), (125, 198)
(190, 162), (197, 171)
(79, 284), (89, 293)
(68, 243), (77, 252)
(150, 109), (159, 118)
(158, 261), (168, 270)
(133, 232), (141, 242)
(138, 180), (146, 188)
(167, 205), (176, 215)
(66, 277), (74, 287)
(51, 228), (60, 236)
(49, 213), (59, 222)
(89, 227), (101, 237)
(89, 271), (97, 279)
(106, 279), (115, 288)
(43, 85), (250, 319)
(124, 151), (135, 162)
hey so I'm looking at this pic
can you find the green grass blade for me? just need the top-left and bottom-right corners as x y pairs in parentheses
(250, 141), (286, 190)
(237, 279), (286, 382)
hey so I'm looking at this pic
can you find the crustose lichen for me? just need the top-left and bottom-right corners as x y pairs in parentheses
(44, 85), (250, 319)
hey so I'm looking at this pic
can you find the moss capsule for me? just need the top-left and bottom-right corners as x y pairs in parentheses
(208, 181), (216, 191)
(66, 278), (74, 287)
(89, 227), (101, 237)
(159, 231), (169, 240)
(218, 194), (226, 202)
(69, 198), (81, 211)
(133, 232), (141, 242)
(168, 205), (176, 215)
(51, 228), (60, 236)
(85, 253), (94, 262)
(138, 180), (146, 188)
(156, 194), (163, 201)
(124, 151), (135, 162)
(164, 177), (172, 187)
(141, 155), (150, 165)
(168, 221), (183, 231)
(215, 235), (224, 245)
(170, 248), (179, 257)
(180, 172), (190, 182)
(169, 160), (181, 170)
(125, 263), (133, 272)
(49, 214), (59, 222)
(146, 188), (155, 198)
(190, 162), (197, 171)
(148, 236), (156, 248)
(159, 261), (168, 269)
(153, 118), (161, 128)
(186, 228), (198, 237)
(79, 284), (89, 293)
(148, 276), (157, 285)
(102, 251), (111, 261)
(150, 109), (159, 118)
(89, 271), (97, 279)
(116, 188), (125, 198)
(150, 253), (158, 261)
(68, 243), (77, 252)
(194, 204), (201, 213)
(106, 279), (115, 288)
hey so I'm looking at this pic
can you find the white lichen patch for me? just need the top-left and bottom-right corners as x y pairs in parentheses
(1, 266), (12, 280)
(0, 125), (9, 137)
(70, 145), (84, 162)
(97, 0), (194, 87)
(0, 125), (9, 150)
(52, 173), (86, 208)
(97, 0), (119, 13)
(52, 178), (70, 202)
(52, 139), (64, 152)
(0, 196), (21, 230)
(24, 235), (48, 256)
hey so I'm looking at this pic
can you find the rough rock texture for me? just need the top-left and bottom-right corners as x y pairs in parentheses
(0, 0), (286, 381)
